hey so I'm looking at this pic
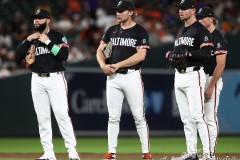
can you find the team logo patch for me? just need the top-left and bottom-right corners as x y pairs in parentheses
(36, 9), (40, 14)
(180, 0), (185, 4)
(117, 1), (122, 6)
(217, 42), (221, 49)
(62, 37), (68, 44)
(198, 8), (202, 14)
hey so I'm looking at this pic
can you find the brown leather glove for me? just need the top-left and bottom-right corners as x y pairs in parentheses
(25, 44), (36, 68)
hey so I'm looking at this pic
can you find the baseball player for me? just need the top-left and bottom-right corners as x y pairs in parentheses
(15, 9), (80, 160)
(166, 0), (213, 159)
(197, 7), (228, 160)
(96, 1), (152, 160)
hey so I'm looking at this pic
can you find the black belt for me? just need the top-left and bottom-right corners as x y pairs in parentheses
(35, 72), (62, 77)
(38, 72), (50, 77)
(176, 66), (200, 74)
(116, 67), (140, 74)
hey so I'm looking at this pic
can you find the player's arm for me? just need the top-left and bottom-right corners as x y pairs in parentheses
(112, 48), (147, 70)
(39, 34), (69, 61)
(96, 42), (114, 76)
(111, 28), (149, 70)
(15, 33), (40, 61)
(205, 54), (226, 98)
(187, 27), (213, 60)
(186, 46), (212, 60)
(96, 42), (108, 68)
(205, 35), (228, 98)
(16, 40), (32, 61)
(96, 26), (115, 75)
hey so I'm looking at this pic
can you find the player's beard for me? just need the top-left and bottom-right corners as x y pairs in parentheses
(117, 17), (129, 24)
(34, 21), (47, 32)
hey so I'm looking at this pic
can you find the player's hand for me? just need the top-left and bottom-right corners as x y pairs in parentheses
(39, 34), (49, 44)
(27, 33), (41, 42)
(110, 63), (120, 73)
(101, 64), (115, 76)
(204, 86), (213, 99)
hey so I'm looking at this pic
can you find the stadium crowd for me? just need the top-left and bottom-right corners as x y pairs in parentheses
(0, 0), (240, 78)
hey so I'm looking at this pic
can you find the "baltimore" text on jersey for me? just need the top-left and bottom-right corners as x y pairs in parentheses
(111, 38), (137, 47)
(175, 37), (194, 47)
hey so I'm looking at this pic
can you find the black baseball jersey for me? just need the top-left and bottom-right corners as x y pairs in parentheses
(101, 23), (149, 69)
(16, 29), (69, 73)
(174, 21), (213, 67)
(204, 29), (228, 75)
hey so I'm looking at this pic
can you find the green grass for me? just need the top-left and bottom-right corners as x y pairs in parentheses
(0, 136), (239, 153)
(0, 136), (239, 159)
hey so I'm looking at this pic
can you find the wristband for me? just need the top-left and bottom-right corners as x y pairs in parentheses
(45, 39), (51, 45)
(51, 45), (61, 56)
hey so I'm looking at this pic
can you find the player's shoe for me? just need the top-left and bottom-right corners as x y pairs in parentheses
(103, 152), (116, 160)
(209, 153), (216, 160)
(36, 153), (56, 160)
(142, 152), (153, 160)
(69, 151), (80, 160)
(171, 153), (199, 160)
(69, 156), (80, 160)
(199, 153), (212, 160)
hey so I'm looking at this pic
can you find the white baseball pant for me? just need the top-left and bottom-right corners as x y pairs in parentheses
(174, 67), (211, 154)
(106, 69), (150, 154)
(204, 76), (223, 154)
(31, 72), (78, 157)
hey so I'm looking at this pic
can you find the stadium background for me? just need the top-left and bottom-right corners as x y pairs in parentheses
(0, 0), (239, 159)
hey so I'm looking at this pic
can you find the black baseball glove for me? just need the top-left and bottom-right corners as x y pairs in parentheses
(168, 50), (188, 69)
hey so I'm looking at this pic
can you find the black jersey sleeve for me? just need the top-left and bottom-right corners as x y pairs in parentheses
(213, 30), (228, 55)
(15, 39), (32, 61)
(136, 27), (150, 50)
(101, 26), (112, 44)
(198, 27), (213, 49)
(187, 26), (213, 60)
(46, 33), (69, 61)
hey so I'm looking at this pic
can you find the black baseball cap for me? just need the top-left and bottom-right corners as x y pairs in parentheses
(175, 0), (196, 10)
(196, 7), (214, 18)
(32, 9), (51, 19)
(112, 0), (134, 12)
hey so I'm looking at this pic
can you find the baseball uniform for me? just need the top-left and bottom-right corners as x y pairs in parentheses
(204, 29), (228, 155)
(173, 20), (213, 155)
(101, 23), (151, 154)
(15, 9), (79, 160)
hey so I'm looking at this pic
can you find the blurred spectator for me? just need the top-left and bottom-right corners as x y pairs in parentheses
(0, 23), (12, 49)
(0, 64), (11, 78)
(67, 46), (85, 63)
(95, 8), (116, 32)
(54, 13), (73, 32)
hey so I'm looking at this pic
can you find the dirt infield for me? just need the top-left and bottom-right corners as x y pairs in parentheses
(0, 153), (239, 159)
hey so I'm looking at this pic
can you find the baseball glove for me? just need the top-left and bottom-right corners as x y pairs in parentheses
(102, 40), (112, 64)
(25, 44), (36, 68)
(168, 50), (188, 69)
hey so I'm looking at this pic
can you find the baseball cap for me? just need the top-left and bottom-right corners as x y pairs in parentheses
(32, 9), (51, 19)
(112, 0), (134, 12)
(196, 7), (214, 18)
(175, 0), (196, 10)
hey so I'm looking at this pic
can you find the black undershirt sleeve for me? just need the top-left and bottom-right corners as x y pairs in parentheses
(187, 46), (212, 61)
(15, 39), (32, 61)
(46, 41), (69, 61)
